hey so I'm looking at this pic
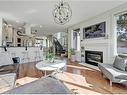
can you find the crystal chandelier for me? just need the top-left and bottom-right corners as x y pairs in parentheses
(53, 0), (72, 25)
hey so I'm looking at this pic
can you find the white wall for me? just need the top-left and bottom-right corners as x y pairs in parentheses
(0, 47), (43, 64)
(68, 2), (127, 64)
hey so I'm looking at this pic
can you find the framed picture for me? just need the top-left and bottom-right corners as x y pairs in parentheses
(83, 22), (106, 39)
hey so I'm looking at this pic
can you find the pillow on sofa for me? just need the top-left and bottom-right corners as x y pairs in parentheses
(113, 56), (127, 71)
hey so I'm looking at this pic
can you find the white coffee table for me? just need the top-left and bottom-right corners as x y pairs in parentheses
(36, 60), (66, 76)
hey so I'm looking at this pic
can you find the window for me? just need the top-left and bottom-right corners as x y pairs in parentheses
(116, 12), (127, 54)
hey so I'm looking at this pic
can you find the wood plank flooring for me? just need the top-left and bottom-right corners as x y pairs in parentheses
(16, 60), (127, 94)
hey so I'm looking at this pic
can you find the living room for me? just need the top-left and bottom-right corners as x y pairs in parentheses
(0, 0), (127, 94)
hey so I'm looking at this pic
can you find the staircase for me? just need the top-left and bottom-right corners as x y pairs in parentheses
(53, 37), (66, 55)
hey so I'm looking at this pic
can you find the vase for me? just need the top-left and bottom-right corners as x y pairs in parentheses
(48, 58), (54, 63)
(71, 55), (75, 62)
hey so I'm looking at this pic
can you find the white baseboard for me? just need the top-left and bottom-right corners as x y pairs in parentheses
(79, 63), (100, 71)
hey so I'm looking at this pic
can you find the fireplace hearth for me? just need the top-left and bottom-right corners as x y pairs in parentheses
(85, 50), (103, 66)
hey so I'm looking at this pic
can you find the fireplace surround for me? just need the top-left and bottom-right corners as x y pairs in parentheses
(85, 50), (103, 66)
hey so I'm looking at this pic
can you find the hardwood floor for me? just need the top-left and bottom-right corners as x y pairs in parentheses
(16, 60), (127, 94)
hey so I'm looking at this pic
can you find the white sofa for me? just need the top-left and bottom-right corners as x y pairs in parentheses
(98, 56), (127, 86)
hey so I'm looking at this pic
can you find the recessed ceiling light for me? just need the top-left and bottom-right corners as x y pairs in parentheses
(25, 9), (37, 14)
(18, 27), (22, 30)
(30, 24), (36, 27)
(16, 20), (19, 23)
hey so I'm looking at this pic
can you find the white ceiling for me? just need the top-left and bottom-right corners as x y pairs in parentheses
(0, 0), (126, 36)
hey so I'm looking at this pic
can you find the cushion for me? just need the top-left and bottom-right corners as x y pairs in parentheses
(115, 75), (127, 80)
(113, 56), (127, 71)
(119, 54), (127, 58)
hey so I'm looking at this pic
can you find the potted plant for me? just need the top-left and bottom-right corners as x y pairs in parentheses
(47, 53), (55, 63)
(69, 48), (76, 62)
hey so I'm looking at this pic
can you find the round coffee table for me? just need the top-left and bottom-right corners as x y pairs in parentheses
(36, 60), (66, 76)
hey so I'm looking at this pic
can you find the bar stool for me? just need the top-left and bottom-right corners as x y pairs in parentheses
(39, 50), (43, 61)
(21, 51), (30, 63)
(34, 51), (44, 77)
(34, 51), (41, 62)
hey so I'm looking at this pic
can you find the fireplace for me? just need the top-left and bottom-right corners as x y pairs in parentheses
(85, 50), (103, 66)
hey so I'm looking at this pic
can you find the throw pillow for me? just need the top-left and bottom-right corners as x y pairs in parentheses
(113, 56), (127, 71)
